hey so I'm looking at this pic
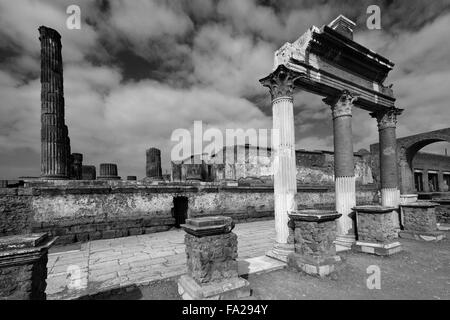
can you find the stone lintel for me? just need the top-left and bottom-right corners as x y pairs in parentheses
(352, 205), (396, 214)
(288, 209), (341, 222)
(400, 201), (439, 208)
(181, 216), (234, 237)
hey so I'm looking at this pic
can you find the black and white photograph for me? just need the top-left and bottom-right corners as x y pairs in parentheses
(0, 0), (449, 307)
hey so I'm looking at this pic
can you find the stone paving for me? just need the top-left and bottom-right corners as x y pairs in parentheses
(46, 220), (275, 300)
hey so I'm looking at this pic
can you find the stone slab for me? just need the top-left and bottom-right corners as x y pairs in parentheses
(0, 233), (48, 251)
(353, 205), (396, 214)
(237, 256), (286, 276)
(287, 252), (341, 277)
(353, 241), (402, 256)
(177, 274), (251, 300)
(400, 201), (439, 208)
(181, 216), (234, 237)
(288, 209), (341, 222)
(398, 230), (445, 242)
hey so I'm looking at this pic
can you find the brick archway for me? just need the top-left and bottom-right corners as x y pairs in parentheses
(397, 128), (450, 194)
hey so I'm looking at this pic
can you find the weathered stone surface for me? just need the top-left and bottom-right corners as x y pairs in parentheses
(401, 202), (439, 232)
(182, 216), (234, 237)
(185, 232), (238, 283)
(1, 181), (376, 244)
(399, 202), (445, 242)
(354, 205), (398, 243)
(434, 200), (450, 224)
(81, 165), (96, 180)
(0, 233), (56, 300)
(287, 210), (341, 276)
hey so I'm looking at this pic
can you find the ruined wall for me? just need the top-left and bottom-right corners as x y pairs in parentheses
(0, 181), (377, 245)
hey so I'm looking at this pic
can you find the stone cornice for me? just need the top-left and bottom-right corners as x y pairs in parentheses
(259, 65), (303, 100)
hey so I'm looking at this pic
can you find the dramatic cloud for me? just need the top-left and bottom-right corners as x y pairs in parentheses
(0, 0), (449, 179)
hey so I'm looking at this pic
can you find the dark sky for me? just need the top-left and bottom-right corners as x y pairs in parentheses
(1, 0), (450, 179)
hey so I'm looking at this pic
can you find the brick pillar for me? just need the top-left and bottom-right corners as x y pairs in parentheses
(260, 65), (300, 261)
(371, 109), (402, 207)
(39, 26), (70, 179)
(98, 163), (120, 180)
(324, 90), (357, 250)
(146, 148), (163, 180)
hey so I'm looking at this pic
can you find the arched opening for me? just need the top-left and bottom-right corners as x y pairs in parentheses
(401, 140), (450, 194)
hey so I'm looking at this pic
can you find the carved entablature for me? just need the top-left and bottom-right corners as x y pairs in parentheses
(263, 15), (397, 113)
(371, 108), (403, 130)
(259, 64), (303, 100)
(323, 90), (358, 119)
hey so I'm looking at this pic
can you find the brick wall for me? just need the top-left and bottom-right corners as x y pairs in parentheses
(0, 180), (377, 245)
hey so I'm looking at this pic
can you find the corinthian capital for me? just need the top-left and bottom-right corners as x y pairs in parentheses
(371, 108), (402, 130)
(323, 90), (358, 119)
(259, 65), (302, 100)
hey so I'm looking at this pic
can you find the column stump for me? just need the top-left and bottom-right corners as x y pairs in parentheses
(287, 210), (342, 277)
(177, 216), (251, 300)
(0, 233), (56, 300)
(399, 202), (445, 241)
(353, 205), (402, 256)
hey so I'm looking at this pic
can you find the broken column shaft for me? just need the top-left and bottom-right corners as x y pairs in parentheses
(39, 26), (70, 179)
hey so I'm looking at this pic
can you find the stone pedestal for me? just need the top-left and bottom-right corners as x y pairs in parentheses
(126, 176), (137, 181)
(98, 163), (121, 180)
(352, 205), (402, 256)
(399, 202), (445, 241)
(433, 199), (450, 224)
(287, 210), (342, 277)
(0, 233), (56, 300)
(177, 216), (251, 300)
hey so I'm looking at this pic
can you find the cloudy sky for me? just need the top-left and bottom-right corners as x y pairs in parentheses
(1, 0), (450, 179)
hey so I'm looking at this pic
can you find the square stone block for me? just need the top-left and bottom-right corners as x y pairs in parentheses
(177, 274), (251, 300)
(400, 202), (439, 233)
(353, 241), (402, 256)
(287, 252), (341, 277)
(398, 230), (445, 242)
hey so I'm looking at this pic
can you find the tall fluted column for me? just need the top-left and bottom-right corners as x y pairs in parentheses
(371, 109), (402, 207)
(260, 65), (300, 261)
(146, 148), (163, 180)
(39, 26), (70, 179)
(324, 90), (357, 250)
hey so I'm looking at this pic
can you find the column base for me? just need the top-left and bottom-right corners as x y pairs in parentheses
(399, 230), (445, 242)
(334, 234), (356, 252)
(353, 241), (402, 256)
(266, 242), (294, 262)
(287, 253), (341, 277)
(177, 275), (251, 300)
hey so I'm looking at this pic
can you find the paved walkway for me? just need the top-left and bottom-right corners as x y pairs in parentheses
(46, 220), (276, 299)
